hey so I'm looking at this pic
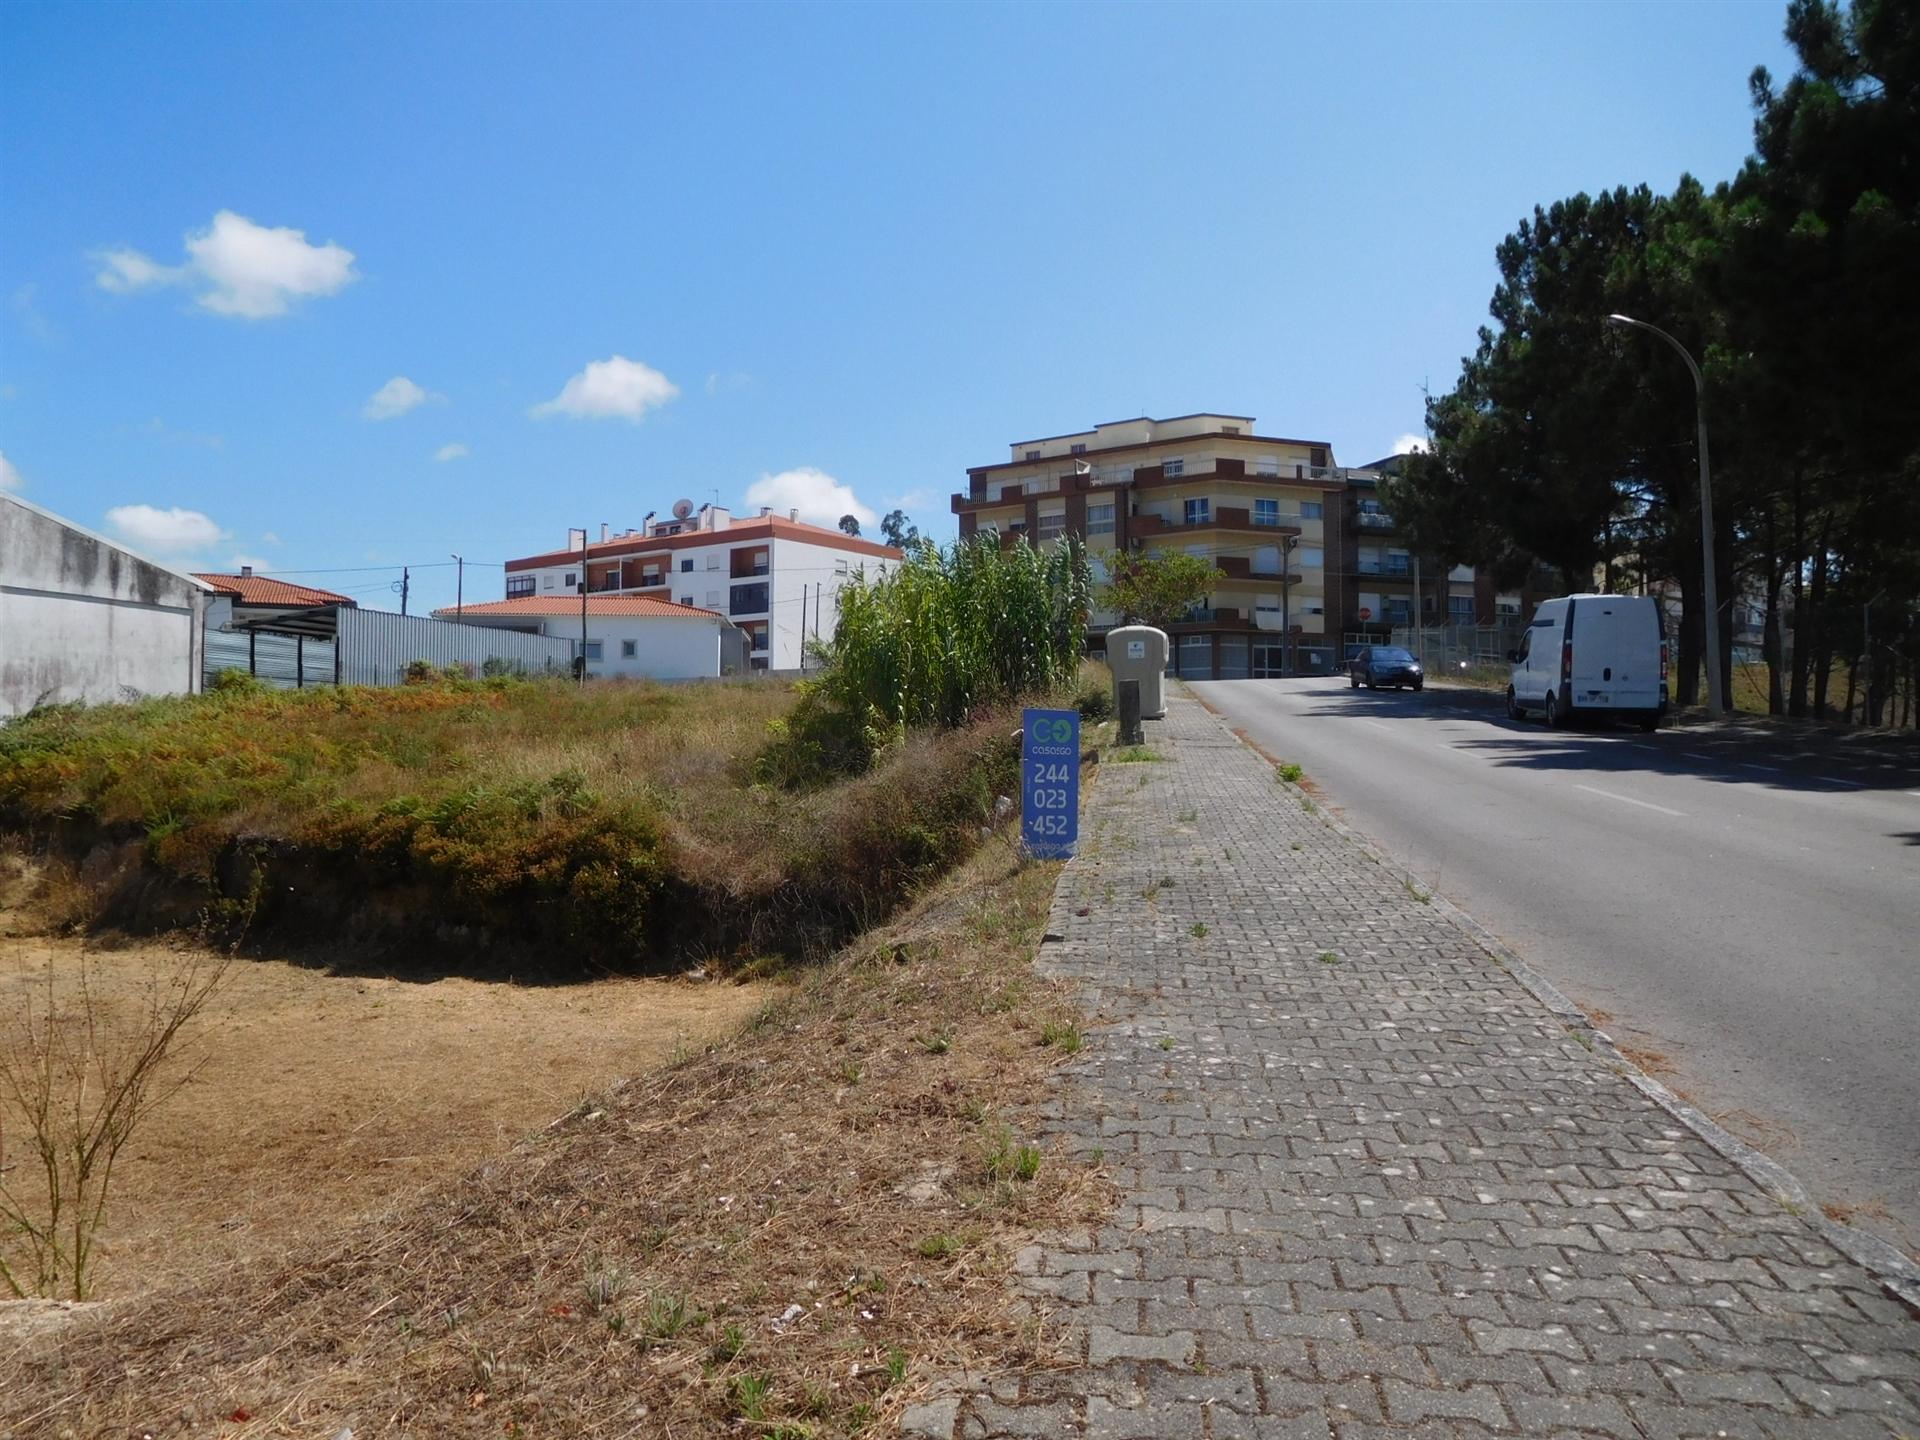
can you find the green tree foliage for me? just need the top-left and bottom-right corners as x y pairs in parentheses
(1389, 0), (1920, 720)
(837, 514), (862, 537)
(1097, 549), (1223, 630)
(879, 509), (920, 549)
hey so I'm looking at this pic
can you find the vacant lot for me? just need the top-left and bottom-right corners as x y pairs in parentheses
(0, 674), (1016, 970)
(0, 933), (769, 1301)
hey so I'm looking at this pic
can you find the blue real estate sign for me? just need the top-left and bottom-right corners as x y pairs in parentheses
(1020, 707), (1080, 859)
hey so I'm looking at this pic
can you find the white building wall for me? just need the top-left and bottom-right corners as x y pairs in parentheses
(765, 537), (891, 670)
(1, 494), (210, 717)
(580, 615), (722, 679)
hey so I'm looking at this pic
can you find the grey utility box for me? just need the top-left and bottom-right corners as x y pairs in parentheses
(1107, 625), (1169, 719)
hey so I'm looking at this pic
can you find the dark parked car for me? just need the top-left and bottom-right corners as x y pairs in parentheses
(1348, 645), (1424, 691)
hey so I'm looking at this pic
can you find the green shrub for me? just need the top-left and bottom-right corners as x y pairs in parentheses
(207, 667), (265, 695)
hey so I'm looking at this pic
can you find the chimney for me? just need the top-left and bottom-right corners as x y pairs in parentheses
(789, 508), (799, 522)
(600, 523), (610, 543)
(241, 565), (253, 578)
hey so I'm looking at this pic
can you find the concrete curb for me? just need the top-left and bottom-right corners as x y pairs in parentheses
(1184, 684), (1920, 1317)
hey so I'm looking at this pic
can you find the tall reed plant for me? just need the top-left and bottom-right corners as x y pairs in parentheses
(820, 536), (1091, 730)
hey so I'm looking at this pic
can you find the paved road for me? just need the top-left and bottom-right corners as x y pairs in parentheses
(1190, 677), (1920, 1257)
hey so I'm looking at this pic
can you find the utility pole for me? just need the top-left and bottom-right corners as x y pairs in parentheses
(579, 527), (589, 683)
(1280, 534), (1299, 676)
(1413, 552), (1423, 663)
(451, 554), (464, 617)
(392, 566), (410, 616)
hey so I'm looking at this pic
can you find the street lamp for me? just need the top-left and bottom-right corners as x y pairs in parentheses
(1607, 312), (1725, 717)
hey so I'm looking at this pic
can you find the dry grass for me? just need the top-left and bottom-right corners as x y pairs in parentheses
(0, 934), (767, 1304)
(0, 823), (1112, 1438)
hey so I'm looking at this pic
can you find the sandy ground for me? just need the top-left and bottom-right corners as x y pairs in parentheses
(0, 934), (770, 1300)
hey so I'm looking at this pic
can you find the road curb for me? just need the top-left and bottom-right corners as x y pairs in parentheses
(1184, 684), (1920, 1316)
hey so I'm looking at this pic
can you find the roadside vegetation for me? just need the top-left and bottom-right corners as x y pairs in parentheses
(0, 823), (1113, 1437)
(0, 674), (1010, 971)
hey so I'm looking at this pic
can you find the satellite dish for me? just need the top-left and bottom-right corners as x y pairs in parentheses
(672, 498), (694, 520)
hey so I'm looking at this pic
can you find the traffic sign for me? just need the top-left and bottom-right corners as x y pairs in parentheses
(1020, 707), (1080, 860)
(1358, 606), (1372, 620)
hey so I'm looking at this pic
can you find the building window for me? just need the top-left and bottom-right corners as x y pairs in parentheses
(730, 582), (770, 615)
(1036, 512), (1065, 541)
(679, 595), (693, 606)
(1070, 442), (1086, 455)
(1163, 458), (1185, 479)
(1025, 449), (1040, 461)
(506, 575), (535, 598)
(1449, 595), (1476, 623)
(583, 640), (603, 661)
(1297, 547), (1324, 569)
(1310, 447), (1328, 468)
(680, 559), (694, 572)
(1183, 497), (1210, 526)
(1386, 597), (1411, 625)
(747, 624), (768, 652)
(541, 575), (555, 590)
(707, 554), (721, 569)
(1301, 501), (1323, 520)
(706, 590), (720, 606)
(1255, 457), (1279, 476)
(1087, 502), (1115, 537)
(1223, 425), (1241, 435)
(621, 639), (638, 658)
(1253, 498), (1280, 527)
(564, 571), (577, 589)
(1386, 551), (1411, 576)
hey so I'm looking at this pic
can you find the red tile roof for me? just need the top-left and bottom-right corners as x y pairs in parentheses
(506, 516), (902, 572)
(434, 595), (727, 621)
(194, 573), (356, 607)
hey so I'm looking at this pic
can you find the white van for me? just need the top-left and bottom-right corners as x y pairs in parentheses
(1507, 594), (1667, 731)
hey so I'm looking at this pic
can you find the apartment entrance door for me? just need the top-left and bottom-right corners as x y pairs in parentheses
(1252, 641), (1288, 679)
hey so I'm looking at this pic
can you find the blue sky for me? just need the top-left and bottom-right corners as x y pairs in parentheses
(2, 0), (1794, 615)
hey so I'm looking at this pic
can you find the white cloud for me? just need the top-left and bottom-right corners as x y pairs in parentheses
(93, 210), (357, 320)
(94, 248), (188, 294)
(262, 531), (283, 547)
(705, 370), (752, 397)
(0, 450), (21, 491)
(104, 504), (227, 555)
(531, 355), (678, 422)
(364, 375), (436, 420)
(745, 467), (876, 530)
(435, 442), (470, 463)
(1392, 433), (1428, 455)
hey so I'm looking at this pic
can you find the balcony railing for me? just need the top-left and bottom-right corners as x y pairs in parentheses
(1355, 511), (1397, 530)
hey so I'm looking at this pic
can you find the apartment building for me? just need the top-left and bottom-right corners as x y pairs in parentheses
(1343, 462), (1489, 633)
(503, 503), (901, 670)
(953, 413), (1359, 678)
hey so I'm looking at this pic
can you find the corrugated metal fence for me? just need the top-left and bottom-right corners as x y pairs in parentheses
(205, 609), (574, 689)
(334, 609), (573, 685)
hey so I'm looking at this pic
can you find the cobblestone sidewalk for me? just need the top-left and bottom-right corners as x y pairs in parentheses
(914, 692), (1920, 1439)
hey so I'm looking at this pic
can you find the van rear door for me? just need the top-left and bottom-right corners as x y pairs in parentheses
(1570, 599), (1660, 710)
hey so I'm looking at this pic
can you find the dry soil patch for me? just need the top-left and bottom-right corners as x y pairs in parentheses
(0, 934), (769, 1300)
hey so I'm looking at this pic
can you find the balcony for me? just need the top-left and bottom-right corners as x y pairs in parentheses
(729, 583), (771, 617)
(1214, 557), (1303, 583)
(1133, 511), (1300, 540)
(1355, 510), (1397, 530)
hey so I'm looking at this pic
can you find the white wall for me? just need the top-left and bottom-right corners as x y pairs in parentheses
(1, 495), (209, 717)
(583, 616), (723, 679)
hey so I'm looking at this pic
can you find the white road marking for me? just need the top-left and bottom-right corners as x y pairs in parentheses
(1683, 752), (1714, 761)
(1815, 776), (1863, 789)
(1357, 719), (1394, 733)
(1741, 763), (1785, 773)
(1573, 784), (1686, 818)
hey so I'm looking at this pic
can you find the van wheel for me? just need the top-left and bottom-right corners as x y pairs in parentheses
(1544, 692), (1562, 728)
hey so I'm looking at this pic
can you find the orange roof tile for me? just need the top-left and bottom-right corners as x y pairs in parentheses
(506, 516), (902, 572)
(434, 595), (727, 621)
(194, 573), (356, 607)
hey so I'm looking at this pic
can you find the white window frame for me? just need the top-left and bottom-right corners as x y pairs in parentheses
(1301, 501), (1323, 520)
(1163, 458), (1185, 479)
(1253, 498), (1280, 527)
(1183, 497), (1210, 526)
(1086, 501), (1115, 537)
(621, 639), (638, 658)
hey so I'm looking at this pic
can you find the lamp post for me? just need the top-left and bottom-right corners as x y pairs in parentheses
(1607, 313), (1725, 716)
